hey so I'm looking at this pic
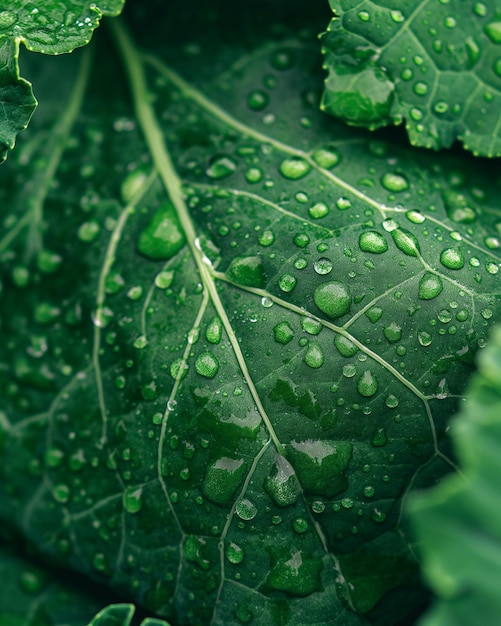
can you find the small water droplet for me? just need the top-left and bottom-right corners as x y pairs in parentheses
(123, 485), (143, 514)
(278, 273), (297, 292)
(137, 201), (186, 260)
(236, 498), (258, 520)
(371, 428), (387, 447)
(155, 270), (175, 289)
(304, 341), (324, 368)
(385, 394), (399, 408)
(381, 172), (409, 192)
(301, 317), (322, 335)
(292, 517), (309, 533)
(357, 371), (378, 397)
(226, 541), (245, 564)
(334, 334), (358, 357)
(259, 229), (275, 247)
(311, 146), (341, 168)
(226, 255), (266, 287)
(273, 321), (295, 345)
(308, 202), (330, 219)
(336, 197), (351, 210)
(383, 322), (402, 343)
(245, 167), (263, 183)
(313, 257), (333, 274)
(418, 272), (443, 300)
(418, 331), (432, 347)
(247, 90), (269, 111)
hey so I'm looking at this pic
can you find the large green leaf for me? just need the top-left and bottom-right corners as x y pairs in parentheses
(0, 1), (125, 161)
(0, 2), (500, 625)
(322, 0), (501, 157)
(408, 326), (501, 626)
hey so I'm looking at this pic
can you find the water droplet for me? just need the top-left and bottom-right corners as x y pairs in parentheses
(440, 247), (465, 270)
(308, 202), (329, 219)
(438, 309), (452, 323)
(357, 371), (378, 397)
(155, 270), (175, 289)
(359, 231), (388, 254)
(385, 394), (399, 408)
(247, 90), (269, 111)
(133, 335), (148, 349)
(279, 158), (311, 180)
(270, 49), (295, 70)
(366, 307), (383, 323)
(195, 352), (219, 378)
(358, 10), (370, 21)
(336, 197), (352, 210)
(123, 486), (143, 514)
(314, 281), (351, 319)
(481, 308), (493, 319)
(127, 285), (143, 301)
(121, 166), (149, 203)
(313, 257), (333, 274)
(418, 272), (443, 300)
(363, 485), (375, 498)
(206, 316), (222, 344)
(45, 447), (64, 468)
(371, 428), (387, 447)
(245, 167), (263, 183)
(301, 317), (323, 335)
(170, 358), (189, 380)
(78, 220), (100, 242)
(37, 249), (62, 274)
(273, 321), (294, 345)
(258, 230), (275, 247)
(413, 81), (429, 96)
(383, 322), (402, 343)
(418, 331), (432, 347)
(391, 229), (420, 257)
(287, 439), (352, 497)
(0, 11), (17, 29)
(206, 155), (237, 179)
(484, 21), (501, 43)
(292, 517), (309, 533)
(293, 233), (310, 248)
(265, 456), (300, 507)
(279, 273), (297, 292)
(52, 484), (70, 504)
(406, 210), (425, 224)
(486, 262), (499, 275)
(443, 190), (477, 223)
(137, 201), (186, 260)
(334, 334), (358, 358)
(236, 498), (258, 520)
(92, 553), (109, 574)
(304, 341), (324, 368)
(202, 457), (246, 505)
(401, 68), (414, 81)
(485, 237), (500, 250)
(381, 172), (409, 192)
(226, 255), (266, 287)
(226, 542), (245, 564)
(312, 147), (341, 168)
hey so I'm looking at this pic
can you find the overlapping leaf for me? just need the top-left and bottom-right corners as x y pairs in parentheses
(409, 326), (501, 626)
(322, 0), (501, 156)
(0, 1), (124, 161)
(0, 5), (500, 626)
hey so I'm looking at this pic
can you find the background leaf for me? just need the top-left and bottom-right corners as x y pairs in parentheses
(322, 0), (501, 156)
(0, 1), (125, 161)
(408, 325), (501, 626)
(0, 1), (500, 625)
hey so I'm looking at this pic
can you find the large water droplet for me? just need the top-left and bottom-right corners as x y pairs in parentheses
(383, 322), (402, 343)
(334, 334), (358, 357)
(206, 155), (237, 179)
(264, 455), (299, 507)
(357, 371), (378, 397)
(314, 281), (351, 319)
(381, 173), (409, 192)
(308, 202), (330, 219)
(484, 21), (501, 44)
(279, 158), (311, 180)
(359, 231), (388, 254)
(195, 352), (219, 378)
(279, 273), (297, 292)
(304, 341), (324, 368)
(418, 272), (443, 300)
(123, 485), (143, 514)
(137, 201), (186, 260)
(202, 457), (246, 505)
(273, 321), (295, 345)
(236, 498), (258, 520)
(391, 228), (420, 256)
(440, 247), (465, 270)
(226, 255), (266, 287)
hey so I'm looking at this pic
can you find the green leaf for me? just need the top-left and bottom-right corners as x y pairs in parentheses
(322, 0), (501, 156)
(0, 543), (107, 626)
(86, 604), (172, 626)
(408, 326), (501, 626)
(0, 1), (125, 161)
(0, 3), (500, 625)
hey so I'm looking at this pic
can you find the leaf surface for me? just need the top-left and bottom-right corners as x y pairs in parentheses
(322, 0), (501, 156)
(0, 4), (501, 625)
(409, 326), (501, 626)
(0, 0), (124, 161)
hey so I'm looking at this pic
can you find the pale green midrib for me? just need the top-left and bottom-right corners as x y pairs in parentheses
(110, 20), (285, 456)
(142, 53), (388, 218)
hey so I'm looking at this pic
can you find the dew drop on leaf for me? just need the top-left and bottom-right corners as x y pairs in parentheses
(357, 370), (378, 397)
(304, 341), (324, 368)
(273, 321), (294, 345)
(418, 272), (443, 300)
(206, 155), (237, 179)
(381, 172), (409, 192)
(206, 316), (222, 344)
(195, 352), (219, 378)
(226, 255), (266, 287)
(278, 273), (297, 292)
(391, 228), (421, 256)
(308, 201), (329, 219)
(314, 281), (351, 319)
(123, 486), (143, 514)
(311, 146), (341, 168)
(226, 542), (245, 564)
(279, 157), (311, 180)
(247, 90), (269, 111)
(334, 334), (358, 357)
(235, 498), (258, 520)
(383, 322), (402, 343)
(137, 201), (186, 260)
(202, 457), (246, 506)
(359, 230), (388, 254)
(440, 247), (465, 270)
(264, 456), (299, 507)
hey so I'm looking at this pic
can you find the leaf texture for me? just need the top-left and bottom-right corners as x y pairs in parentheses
(322, 0), (501, 156)
(0, 4), (500, 625)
